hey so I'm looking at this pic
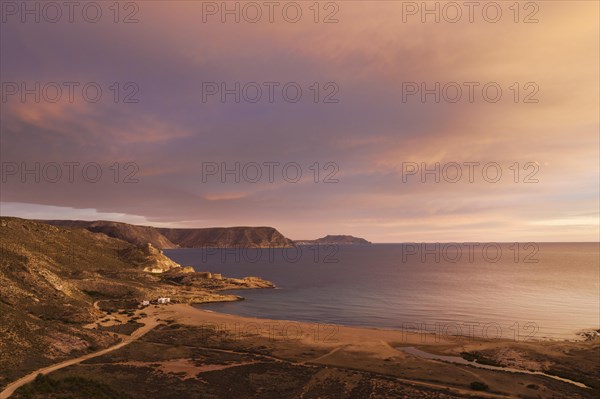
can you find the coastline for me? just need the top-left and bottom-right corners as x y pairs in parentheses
(158, 303), (597, 349)
(193, 303), (600, 344)
(6, 302), (598, 398)
(147, 304), (598, 395)
(165, 243), (600, 343)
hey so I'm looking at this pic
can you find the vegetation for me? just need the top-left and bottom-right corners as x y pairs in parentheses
(98, 322), (143, 336)
(0, 217), (275, 388)
(0, 217), (175, 385)
(14, 373), (132, 399)
(469, 381), (489, 391)
(13, 325), (481, 399)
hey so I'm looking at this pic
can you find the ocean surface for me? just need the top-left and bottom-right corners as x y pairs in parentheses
(164, 243), (599, 340)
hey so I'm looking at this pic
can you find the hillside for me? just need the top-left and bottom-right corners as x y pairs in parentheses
(0, 218), (156, 386)
(42, 220), (178, 249)
(295, 235), (372, 245)
(158, 226), (294, 248)
(42, 221), (295, 249)
(0, 217), (273, 388)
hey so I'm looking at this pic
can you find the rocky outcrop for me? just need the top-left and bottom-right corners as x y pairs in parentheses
(160, 269), (274, 290)
(140, 243), (181, 273)
(116, 242), (182, 273)
(578, 329), (600, 341)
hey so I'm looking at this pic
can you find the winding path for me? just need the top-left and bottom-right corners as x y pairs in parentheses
(0, 319), (160, 399)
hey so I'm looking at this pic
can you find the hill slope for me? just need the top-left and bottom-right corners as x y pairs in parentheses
(42, 221), (295, 249)
(0, 217), (172, 386)
(158, 226), (294, 248)
(42, 220), (177, 249)
(0, 217), (274, 388)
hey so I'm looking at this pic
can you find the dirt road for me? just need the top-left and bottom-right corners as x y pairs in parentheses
(0, 319), (160, 399)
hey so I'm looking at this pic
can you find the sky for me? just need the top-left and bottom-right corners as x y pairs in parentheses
(1, 1), (599, 242)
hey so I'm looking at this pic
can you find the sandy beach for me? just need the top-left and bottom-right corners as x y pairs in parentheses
(117, 303), (598, 398)
(4, 299), (598, 399)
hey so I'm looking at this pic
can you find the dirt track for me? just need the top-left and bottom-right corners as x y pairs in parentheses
(0, 319), (160, 399)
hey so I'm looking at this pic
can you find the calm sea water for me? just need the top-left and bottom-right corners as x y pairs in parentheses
(164, 243), (599, 340)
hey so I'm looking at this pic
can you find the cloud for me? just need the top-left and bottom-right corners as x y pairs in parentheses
(1, 1), (598, 242)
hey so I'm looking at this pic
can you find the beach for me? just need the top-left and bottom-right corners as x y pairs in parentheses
(166, 243), (600, 341)
(1, 220), (597, 398)
(93, 303), (600, 398)
(4, 300), (598, 399)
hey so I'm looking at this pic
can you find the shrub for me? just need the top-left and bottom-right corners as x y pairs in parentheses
(470, 381), (489, 391)
(17, 374), (133, 398)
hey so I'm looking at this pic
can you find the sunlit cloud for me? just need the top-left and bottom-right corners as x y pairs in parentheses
(1, 1), (598, 242)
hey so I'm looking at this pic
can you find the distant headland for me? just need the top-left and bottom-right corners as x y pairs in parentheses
(38, 220), (371, 249)
(294, 235), (372, 245)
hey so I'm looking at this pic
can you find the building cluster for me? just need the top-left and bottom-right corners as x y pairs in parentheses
(140, 297), (171, 306)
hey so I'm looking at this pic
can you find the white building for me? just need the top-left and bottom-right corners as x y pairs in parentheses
(141, 300), (150, 306)
(157, 297), (171, 304)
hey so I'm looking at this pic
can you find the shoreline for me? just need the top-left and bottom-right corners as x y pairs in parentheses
(165, 242), (600, 345)
(194, 300), (597, 344)
(151, 303), (590, 350)
(152, 304), (599, 394)
(6, 303), (598, 398)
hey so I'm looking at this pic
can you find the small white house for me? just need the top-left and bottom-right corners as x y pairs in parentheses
(157, 297), (171, 304)
(141, 300), (150, 306)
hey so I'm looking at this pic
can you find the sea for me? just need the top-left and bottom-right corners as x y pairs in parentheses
(164, 243), (599, 341)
